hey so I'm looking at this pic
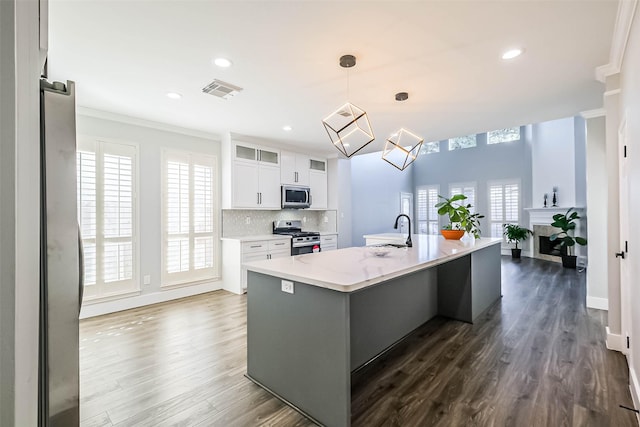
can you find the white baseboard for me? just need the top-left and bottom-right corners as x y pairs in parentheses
(586, 296), (609, 311)
(630, 366), (640, 424)
(80, 281), (222, 319)
(500, 249), (533, 258)
(606, 326), (624, 352)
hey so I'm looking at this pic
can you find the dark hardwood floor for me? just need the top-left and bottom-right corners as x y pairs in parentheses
(80, 257), (638, 426)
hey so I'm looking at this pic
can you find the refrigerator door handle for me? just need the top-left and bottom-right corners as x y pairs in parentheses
(78, 225), (84, 314)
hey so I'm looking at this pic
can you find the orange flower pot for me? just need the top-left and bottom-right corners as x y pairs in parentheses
(441, 229), (465, 240)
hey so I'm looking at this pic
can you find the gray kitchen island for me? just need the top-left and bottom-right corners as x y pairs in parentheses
(244, 235), (502, 427)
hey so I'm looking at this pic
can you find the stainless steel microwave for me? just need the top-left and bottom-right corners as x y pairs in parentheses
(281, 185), (310, 209)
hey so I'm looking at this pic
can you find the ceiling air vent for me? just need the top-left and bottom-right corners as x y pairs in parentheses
(202, 79), (243, 100)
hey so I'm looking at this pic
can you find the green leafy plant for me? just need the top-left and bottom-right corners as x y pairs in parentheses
(503, 224), (533, 249)
(549, 207), (587, 255)
(435, 194), (484, 239)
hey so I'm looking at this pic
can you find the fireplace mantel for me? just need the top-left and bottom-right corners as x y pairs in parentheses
(525, 207), (585, 225)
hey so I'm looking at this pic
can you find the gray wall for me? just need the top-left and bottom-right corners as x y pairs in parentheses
(350, 151), (413, 246)
(349, 117), (587, 248)
(574, 116), (587, 208)
(412, 128), (533, 238)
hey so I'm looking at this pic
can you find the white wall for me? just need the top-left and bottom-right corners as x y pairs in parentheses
(585, 116), (608, 307)
(531, 117), (578, 207)
(328, 158), (353, 248)
(0, 0), (41, 425)
(619, 1), (640, 410)
(76, 112), (223, 318)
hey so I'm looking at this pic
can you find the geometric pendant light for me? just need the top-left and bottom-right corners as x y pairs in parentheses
(322, 55), (375, 158)
(382, 93), (424, 171)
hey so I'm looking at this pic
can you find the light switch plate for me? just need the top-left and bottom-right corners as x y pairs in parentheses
(143, 275), (151, 285)
(281, 280), (294, 294)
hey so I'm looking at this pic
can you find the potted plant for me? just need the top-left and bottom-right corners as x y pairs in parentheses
(502, 223), (533, 259)
(549, 207), (587, 268)
(435, 194), (484, 240)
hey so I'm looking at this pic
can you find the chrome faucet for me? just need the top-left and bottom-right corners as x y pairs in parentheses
(393, 214), (412, 247)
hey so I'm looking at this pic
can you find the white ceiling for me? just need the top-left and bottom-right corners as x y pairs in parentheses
(48, 0), (618, 156)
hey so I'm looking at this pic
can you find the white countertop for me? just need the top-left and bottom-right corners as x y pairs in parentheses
(221, 234), (292, 242)
(363, 232), (410, 241)
(244, 235), (502, 293)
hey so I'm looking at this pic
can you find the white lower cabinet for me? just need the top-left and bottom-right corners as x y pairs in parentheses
(321, 234), (338, 251)
(222, 237), (291, 294)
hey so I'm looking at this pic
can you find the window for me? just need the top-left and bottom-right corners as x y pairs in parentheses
(488, 180), (520, 238)
(162, 150), (219, 287)
(77, 139), (137, 300)
(416, 185), (440, 234)
(449, 182), (476, 213)
(419, 141), (440, 155)
(488, 127), (521, 144)
(448, 134), (477, 151)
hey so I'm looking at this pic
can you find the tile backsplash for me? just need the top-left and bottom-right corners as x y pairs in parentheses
(222, 209), (338, 237)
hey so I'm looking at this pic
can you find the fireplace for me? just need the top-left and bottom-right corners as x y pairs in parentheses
(538, 235), (567, 257)
(532, 224), (563, 263)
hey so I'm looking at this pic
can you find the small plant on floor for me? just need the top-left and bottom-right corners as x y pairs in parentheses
(550, 207), (587, 268)
(502, 223), (533, 259)
(435, 194), (484, 239)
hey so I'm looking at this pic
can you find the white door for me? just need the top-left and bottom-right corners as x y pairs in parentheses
(619, 117), (632, 357)
(400, 192), (414, 234)
(309, 171), (328, 209)
(233, 162), (259, 208)
(258, 166), (281, 208)
(280, 150), (297, 185)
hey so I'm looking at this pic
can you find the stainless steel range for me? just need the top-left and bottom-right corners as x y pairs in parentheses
(273, 220), (321, 255)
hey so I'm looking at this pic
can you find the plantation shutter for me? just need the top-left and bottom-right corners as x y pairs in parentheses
(489, 181), (520, 238)
(77, 140), (137, 300)
(163, 151), (218, 286)
(416, 185), (439, 234)
(450, 183), (476, 214)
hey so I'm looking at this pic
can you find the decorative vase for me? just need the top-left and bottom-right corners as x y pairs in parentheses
(441, 229), (465, 240)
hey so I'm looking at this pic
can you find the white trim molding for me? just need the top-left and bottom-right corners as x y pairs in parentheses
(79, 280), (223, 319)
(586, 296), (608, 310)
(606, 326), (624, 352)
(630, 367), (640, 424)
(580, 108), (606, 119)
(595, 0), (638, 82)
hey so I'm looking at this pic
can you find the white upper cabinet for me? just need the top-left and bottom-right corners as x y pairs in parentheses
(281, 151), (309, 186)
(221, 133), (329, 211)
(309, 158), (327, 210)
(223, 139), (281, 209)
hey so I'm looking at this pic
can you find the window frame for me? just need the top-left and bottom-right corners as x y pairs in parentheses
(487, 127), (521, 145)
(420, 141), (440, 155)
(448, 134), (477, 151)
(161, 149), (220, 288)
(487, 179), (521, 240)
(416, 184), (440, 235)
(77, 136), (140, 302)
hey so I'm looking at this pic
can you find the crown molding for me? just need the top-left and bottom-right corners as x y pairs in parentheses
(580, 108), (606, 119)
(595, 0), (638, 82)
(77, 106), (221, 141)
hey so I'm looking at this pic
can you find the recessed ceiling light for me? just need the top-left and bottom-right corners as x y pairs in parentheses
(502, 48), (524, 60)
(166, 92), (182, 99)
(282, 125), (292, 131)
(214, 57), (233, 68)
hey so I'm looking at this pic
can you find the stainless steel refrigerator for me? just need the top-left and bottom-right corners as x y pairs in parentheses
(39, 79), (82, 426)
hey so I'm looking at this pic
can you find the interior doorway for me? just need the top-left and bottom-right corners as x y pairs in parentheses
(400, 192), (414, 234)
